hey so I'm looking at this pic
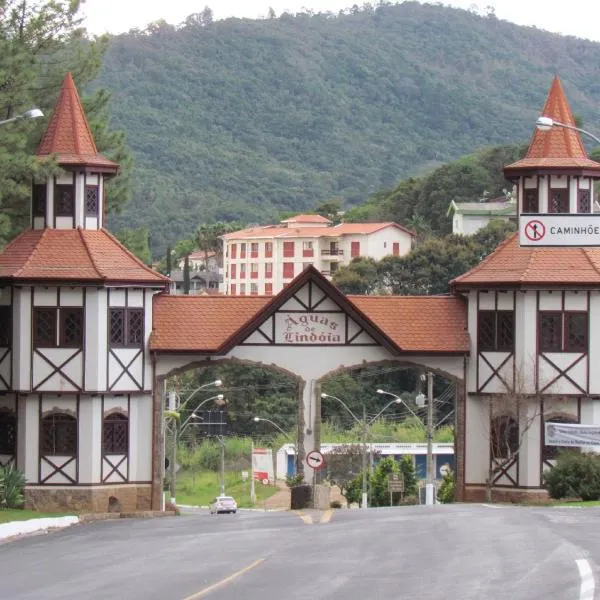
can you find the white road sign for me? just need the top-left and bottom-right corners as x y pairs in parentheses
(306, 450), (326, 470)
(520, 214), (600, 247)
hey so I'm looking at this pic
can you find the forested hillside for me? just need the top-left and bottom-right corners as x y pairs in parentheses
(96, 1), (600, 256)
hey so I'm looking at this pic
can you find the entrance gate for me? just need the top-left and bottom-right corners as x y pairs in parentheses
(150, 267), (469, 508)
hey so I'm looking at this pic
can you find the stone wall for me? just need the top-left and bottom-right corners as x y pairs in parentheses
(463, 485), (549, 504)
(25, 484), (152, 513)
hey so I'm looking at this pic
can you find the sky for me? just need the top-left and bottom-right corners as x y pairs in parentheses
(81, 0), (600, 42)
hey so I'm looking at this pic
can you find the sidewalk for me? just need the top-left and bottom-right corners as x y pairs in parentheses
(0, 516), (79, 541)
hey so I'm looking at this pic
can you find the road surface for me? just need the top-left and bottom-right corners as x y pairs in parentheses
(0, 504), (598, 599)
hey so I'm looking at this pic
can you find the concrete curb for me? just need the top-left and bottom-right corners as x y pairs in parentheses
(0, 515), (79, 541)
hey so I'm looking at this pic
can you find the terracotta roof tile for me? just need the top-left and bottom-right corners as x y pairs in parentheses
(150, 294), (469, 353)
(150, 295), (269, 352)
(0, 229), (169, 285)
(349, 296), (469, 352)
(222, 222), (415, 240)
(36, 72), (118, 172)
(505, 76), (600, 173)
(452, 233), (600, 287)
(281, 214), (332, 224)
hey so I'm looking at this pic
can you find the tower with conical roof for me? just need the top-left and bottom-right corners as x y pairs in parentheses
(0, 73), (169, 512)
(453, 77), (600, 502)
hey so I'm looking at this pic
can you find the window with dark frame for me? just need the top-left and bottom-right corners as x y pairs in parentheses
(55, 184), (75, 217)
(32, 184), (47, 218)
(477, 310), (514, 352)
(60, 308), (83, 348)
(103, 413), (129, 455)
(85, 185), (99, 217)
(41, 412), (77, 455)
(109, 308), (144, 347)
(490, 416), (519, 460)
(549, 188), (569, 213)
(0, 410), (16, 455)
(34, 307), (57, 348)
(539, 311), (588, 353)
(0, 306), (11, 347)
(577, 189), (591, 213)
(523, 189), (539, 213)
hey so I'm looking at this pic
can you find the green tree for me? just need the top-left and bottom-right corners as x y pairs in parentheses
(0, 0), (132, 248)
(332, 257), (380, 294)
(183, 256), (190, 294)
(166, 245), (172, 275)
(196, 221), (242, 269)
(115, 227), (151, 265)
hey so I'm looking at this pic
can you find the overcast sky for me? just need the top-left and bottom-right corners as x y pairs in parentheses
(81, 0), (600, 42)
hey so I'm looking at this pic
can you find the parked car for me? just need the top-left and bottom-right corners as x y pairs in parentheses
(210, 495), (238, 514)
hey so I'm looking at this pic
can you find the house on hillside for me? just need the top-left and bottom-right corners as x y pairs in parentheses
(221, 214), (415, 295)
(168, 269), (221, 295)
(177, 250), (220, 272)
(447, 194), (517, 235)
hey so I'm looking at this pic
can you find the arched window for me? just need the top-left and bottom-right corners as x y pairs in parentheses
(543, 415), (578, 462)
(41, 412), (77, 456)
(490, 416), (519, 460)
(0, 410), (16, 455)
(103, 413), (129, 455)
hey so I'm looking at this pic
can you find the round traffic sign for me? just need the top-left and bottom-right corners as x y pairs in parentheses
(306, 450), (326, 470)
(524, 219), (545, 242)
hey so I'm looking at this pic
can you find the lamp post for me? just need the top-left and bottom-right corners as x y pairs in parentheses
(321, 393), (400, 509)
(0, 107), (44, 127)
(165, 382), (224, 506)
(535, 116), (600, 145)
(414, 372), (435, 506)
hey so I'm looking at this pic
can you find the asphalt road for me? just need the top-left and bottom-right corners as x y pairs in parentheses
(1, 504), (599, 599)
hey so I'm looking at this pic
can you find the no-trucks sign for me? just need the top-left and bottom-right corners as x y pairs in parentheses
(519, 214), (600, 247)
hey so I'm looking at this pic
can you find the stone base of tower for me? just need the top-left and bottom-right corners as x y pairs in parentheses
(24, 484), (152, 514)
(463, 485), (549, 504)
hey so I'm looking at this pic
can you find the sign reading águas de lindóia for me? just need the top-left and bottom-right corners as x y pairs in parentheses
(275, 312), (345, 344)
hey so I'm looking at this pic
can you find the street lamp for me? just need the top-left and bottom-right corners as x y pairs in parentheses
(0, 107), (44, 127)
(535, 116), (600, 145)
(376, 389), (423, 422)
(321, 392), (401, 509)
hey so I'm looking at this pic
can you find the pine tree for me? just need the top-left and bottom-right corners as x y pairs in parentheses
(0, 0), (133, 248)
(183, 256), (190, 294)
(166, 245), (172, 276)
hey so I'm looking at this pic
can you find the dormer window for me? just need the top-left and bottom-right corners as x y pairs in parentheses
(55, 184), (75, 217)
(32, 184), (47, 218)
(549, 188), (569, 213)
(85, 185), (99, 217)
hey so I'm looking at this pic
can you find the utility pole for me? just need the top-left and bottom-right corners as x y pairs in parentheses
(250, 439), (256, 504)
(218, 436), (225, 495)
(425, 371), (435, 505)
(362, 404), (368, 510)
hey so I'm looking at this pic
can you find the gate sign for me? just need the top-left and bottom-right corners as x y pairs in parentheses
(275, 312), (344, 344)
(520, 215), (600, 247)
(306, 450), (326, 470)
(545, 422), (600, 447)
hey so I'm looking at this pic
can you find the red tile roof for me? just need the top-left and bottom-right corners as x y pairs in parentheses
(349, 295), (469, 352)
(150, 293), (468, 353)
(452, 233), (600, 288)
(222, 222), (415, 240)
(0, 229), (169, 285)
(150, 295), (270, 352)
(36, 72), (118, 172)
(505, 76), (600, 174)
(281, 214), (332, 224)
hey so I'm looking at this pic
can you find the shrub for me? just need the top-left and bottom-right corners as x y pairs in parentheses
(286, 473), (304, 488)
(0, 464), (26, 509)
(543, 451), (600, 501)
(437, 468), (455, 503)
(399, 495), (418, 505)
(330, 500), (342, 509)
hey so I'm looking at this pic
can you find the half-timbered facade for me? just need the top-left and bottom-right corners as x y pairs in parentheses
(453, 76), (600, 501)
(0, 73), (168, 512)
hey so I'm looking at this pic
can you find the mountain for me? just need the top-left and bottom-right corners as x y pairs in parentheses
(96, 2), (600, 257)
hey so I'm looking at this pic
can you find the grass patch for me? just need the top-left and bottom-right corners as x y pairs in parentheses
(176, 470), (278, 508)
(0, 509), (75, 523)
(553, 500), (600, 507)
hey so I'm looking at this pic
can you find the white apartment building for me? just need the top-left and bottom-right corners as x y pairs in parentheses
(221, 215), (415, 295)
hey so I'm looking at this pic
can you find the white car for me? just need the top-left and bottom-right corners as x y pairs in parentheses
(210, 495), (238, 514)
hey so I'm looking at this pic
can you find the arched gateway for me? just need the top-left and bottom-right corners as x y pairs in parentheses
(150, 266), (469, 508)
(3, 73), (599, 513)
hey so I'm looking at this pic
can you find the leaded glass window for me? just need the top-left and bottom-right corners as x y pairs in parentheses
(109, 309), (125, 345)
(41, 413), (77, 455)
(0, 306), (11, 347)
(0, 410), (16, 455)
(85, 186), (99, 217)
(490, 416), (519, 460)
(549, 189), (569, 213)
(578, 189), (591, 213)
(478, 310), (514, 352)
(539, 312), (561, 352)
(523, 189), (539, 213)
(60, 308), (83, 347)
(566, 313), (587, 352)
(32, 184), (47, 218)
(127, 309), (144, 346)
(109, 308), (144, 347)
(55, 185), (74, 217)
(34, 308), (57, 348)
(103, 413), (129, 454)
(477, 311), (495, 351)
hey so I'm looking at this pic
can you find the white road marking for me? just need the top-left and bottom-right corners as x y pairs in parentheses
(481, 504), (503, 509)
(576, 558), (595, 600)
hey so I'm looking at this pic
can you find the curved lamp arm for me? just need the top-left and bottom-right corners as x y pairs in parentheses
(536, 116), (600, 145)
(321, 393), (362, 426)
